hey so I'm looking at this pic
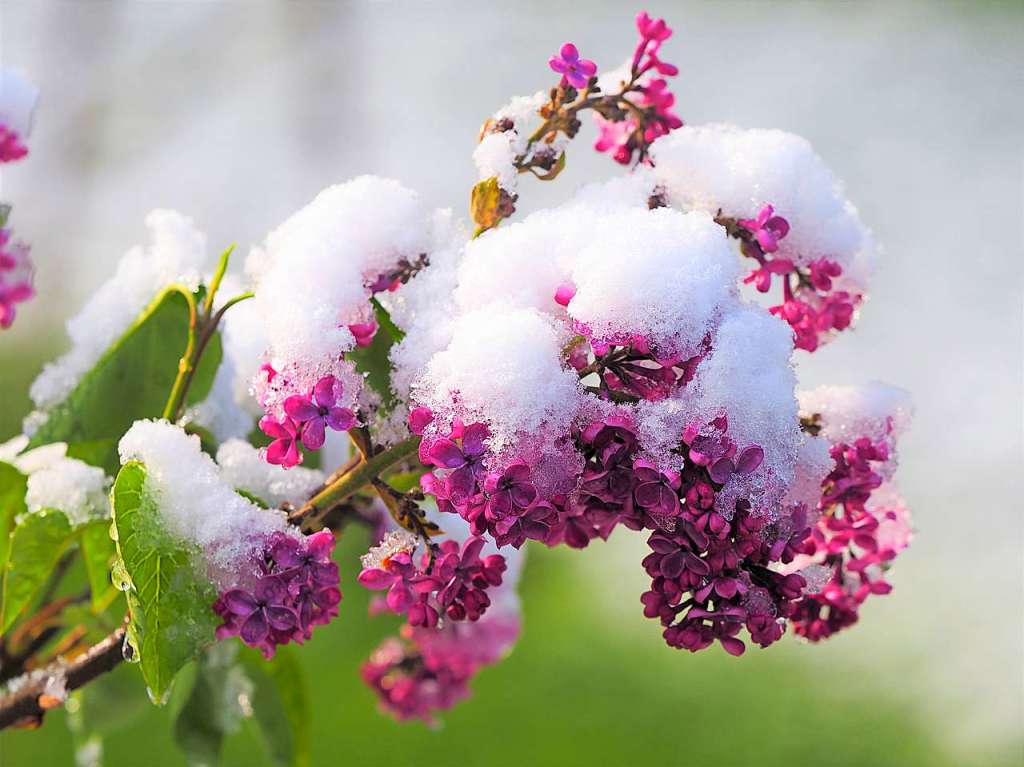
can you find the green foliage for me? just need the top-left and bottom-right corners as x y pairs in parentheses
(169, 644), (311, 767)
(172, 645), (252, 767)
(26, 287), (222, 475)
(238, 646), (311, 767)
(66, 439), (121, 471)
(347, 298), (402, 412)
(79, 518), (116, 611)
(0, 461), (28, 571)
(111, 461), (218, 704)
(0, 508), (73, 632)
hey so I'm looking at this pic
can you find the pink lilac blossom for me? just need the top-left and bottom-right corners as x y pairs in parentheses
(548, 43), (597, 90)
(259, 375), (356, 467)
(593, 12), (683, 165)
(0, 228), (34, 328)
(362, 613), (520, 725)
(0, 125), (27, 163)
(213, 530), (341, 657)
(789, 432), (912, 640)
(358, 532), (507, 627)
(725, 203), (863, 352)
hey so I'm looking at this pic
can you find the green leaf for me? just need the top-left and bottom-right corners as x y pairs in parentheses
(0, 461), (28, 572)
(66, 439), (121, 471)
(26, 287), (222, 474)
(112, 461), (218, 704)
(79, 518), (116, 611)
(238, 646), (311, 767)
(347, 299), (400, 412)
(371, 296), (405, 342)
(235, 489), (269, 509)
(173, 644), (251, 767)
(1, 508), (73, 632)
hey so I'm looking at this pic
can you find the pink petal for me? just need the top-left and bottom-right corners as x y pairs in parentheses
(734, 446), (764, 475)
(240, 611), (269, 644)
(301, 418), (326, 451)
(313, 375), (338, 408)
(222, 589), (258, 615)
(326, 407), (355, 432)
(427, 439), (465, 469)
(284, 395), (318, 422)
(357, 569), (396, 590)
(559, 42), (579, 63)
(386, 582), (413, 613)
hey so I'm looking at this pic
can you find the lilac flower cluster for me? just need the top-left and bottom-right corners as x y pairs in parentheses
(362, 615), (520, 724)
(723, 203), (862, 352)
(357, 530), (507, 628)
(414, 395), (823, 657)
(789, 432), (912, 640)
(213, 530), (342, 657)
(0, 70), (35, 329)
(594, 12), (683, 165)
(0, 227), (33, 329)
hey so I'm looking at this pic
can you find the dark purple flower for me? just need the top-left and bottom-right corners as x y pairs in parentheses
(218, 577), (296, 648)
(483, 463), (537, 534)
(214, 530), (342, 656)
(632, 463), (681, 529)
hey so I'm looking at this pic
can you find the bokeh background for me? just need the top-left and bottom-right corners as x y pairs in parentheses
(1, 1), (1022, 765)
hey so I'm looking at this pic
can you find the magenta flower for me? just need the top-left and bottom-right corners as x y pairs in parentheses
(361, 637), (470, 724)
(358, 550), (427, 614)
(553, 282), (576, 307)
(271, 530), (338, 592)
(408, 406), (434, 435)
(0, 125), (27, 164)
(548, 42), (597, 89)
(738, 204), (791, 254)
(0, 229), (34, 329)
(593, 115), (635, 165)
(259, 415), (303, 468)
(636, 11), (672, 46)
(347, 320), (378, 348)
(808, 258), (843, 291)
(632, 12), (675, 76)
(283, 375), (356, 451)
(429, 537), (506, 622)
(743, 257), (794, 293)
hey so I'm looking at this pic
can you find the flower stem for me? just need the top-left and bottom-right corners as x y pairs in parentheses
(290, 436), (422, 532)
(202, 244), (236, 317)
(161, 287), (199, 421)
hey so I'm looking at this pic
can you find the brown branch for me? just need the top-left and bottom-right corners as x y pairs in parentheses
(0, 626), (125, 730)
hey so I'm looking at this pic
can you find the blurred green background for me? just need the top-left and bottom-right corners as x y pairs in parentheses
(1, 1), (1022, 765)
